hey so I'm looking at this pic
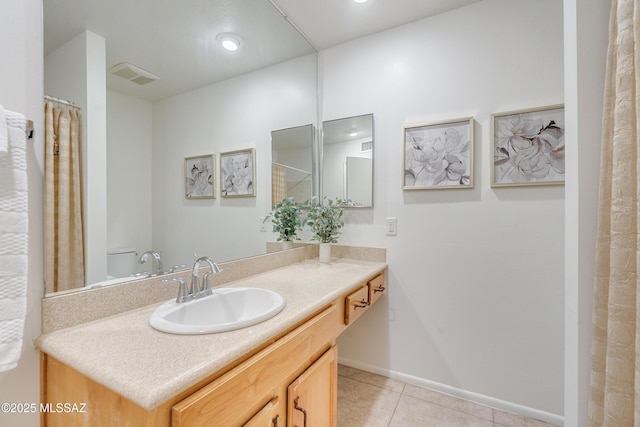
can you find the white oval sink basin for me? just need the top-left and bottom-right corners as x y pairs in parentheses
(149, 287), (286, 335)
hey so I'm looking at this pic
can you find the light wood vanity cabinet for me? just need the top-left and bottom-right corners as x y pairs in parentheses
(42, 271), (386, 427)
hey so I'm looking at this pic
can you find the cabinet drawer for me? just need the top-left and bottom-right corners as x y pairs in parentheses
(367, 274), (386, 306)
(344, 285), (369, 325)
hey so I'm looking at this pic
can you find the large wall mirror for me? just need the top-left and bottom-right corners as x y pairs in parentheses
(322, 114), (374, 207)
(43, 0), (318, 295)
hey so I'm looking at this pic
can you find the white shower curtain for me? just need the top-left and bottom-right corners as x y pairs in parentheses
(44, 101), (85, 293)
(590, 0), (640, 425)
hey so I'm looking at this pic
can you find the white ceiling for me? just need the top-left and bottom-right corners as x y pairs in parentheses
(270, 0), (482, 50)
(44, 0), (482, 101)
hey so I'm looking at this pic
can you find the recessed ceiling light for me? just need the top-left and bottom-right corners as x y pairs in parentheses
(354, 0), (368, 3)
(216, 32), (242, 51)
(349, 129), (359, 137)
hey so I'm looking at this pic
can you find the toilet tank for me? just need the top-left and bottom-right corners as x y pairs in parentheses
(107, 248), (137, 278)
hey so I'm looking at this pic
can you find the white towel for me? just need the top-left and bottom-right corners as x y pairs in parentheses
(0, 105), (8, 153)
(0, 108), (28, 372)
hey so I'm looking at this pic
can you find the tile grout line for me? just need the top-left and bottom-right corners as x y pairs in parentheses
(400, 384), (496, 424)
(337, 373), (403, 395)
(386, 383), (406, 427)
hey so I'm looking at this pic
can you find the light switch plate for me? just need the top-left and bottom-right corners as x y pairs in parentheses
(385, 217), (397, 235)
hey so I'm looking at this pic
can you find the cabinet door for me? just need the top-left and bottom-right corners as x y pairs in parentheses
(287, 346), (337, 427)
(243, 397), (281, 427)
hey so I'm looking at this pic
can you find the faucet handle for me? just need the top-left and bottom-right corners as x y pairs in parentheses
(132, 272), (151, 278)
(162, 278), (189, 303)
(200, 272), (213, 297)
(168, 264), (188, 273)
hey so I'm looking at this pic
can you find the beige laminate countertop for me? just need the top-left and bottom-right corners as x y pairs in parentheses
(36, 258), (387, 411)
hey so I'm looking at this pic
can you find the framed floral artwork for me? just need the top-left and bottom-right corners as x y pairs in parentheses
(491, 104), (565, 187)
(402, 117), (474, 190)
(220, 148), (256, 197)
(185, 154), (215, 199)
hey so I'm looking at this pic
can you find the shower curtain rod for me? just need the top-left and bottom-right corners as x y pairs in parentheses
(272, 162), (312, 176)
(44, 95), (80, 110)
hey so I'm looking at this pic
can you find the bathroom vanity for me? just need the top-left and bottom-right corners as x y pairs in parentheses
(37, 248), (387, 426)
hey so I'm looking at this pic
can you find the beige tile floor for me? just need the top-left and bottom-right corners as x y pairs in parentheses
(337, 365), (558, 427)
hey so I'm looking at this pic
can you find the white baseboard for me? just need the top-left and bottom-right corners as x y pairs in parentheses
(338, 357), (564, 427)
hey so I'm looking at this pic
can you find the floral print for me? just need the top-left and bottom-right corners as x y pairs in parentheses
(404, 123), (471, 187)
(493, 108), (565, 185)
(221, 151), (254, 196)
(185, 157), (213, 197)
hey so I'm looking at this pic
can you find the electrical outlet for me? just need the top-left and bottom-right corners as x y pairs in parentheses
(259, 217), (267, 232)
(385, 217), (397, 235)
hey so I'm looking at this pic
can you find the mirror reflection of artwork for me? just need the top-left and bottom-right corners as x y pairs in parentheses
(403, 118), (474, 190)
(271, 124), (315, 207)
(185, 154), (215, 199)
(221, 148), (256, 197)
(322, 114), (374, 207)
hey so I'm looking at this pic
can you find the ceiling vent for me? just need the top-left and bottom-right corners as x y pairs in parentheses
(109, 62), (159, 85)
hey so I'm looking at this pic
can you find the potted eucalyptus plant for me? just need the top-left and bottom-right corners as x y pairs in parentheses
(305, 197), (346, 262)
(270, 197), (304, 249)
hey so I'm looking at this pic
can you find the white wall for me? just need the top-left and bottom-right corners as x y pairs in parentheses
(106, 90), (153, 269)
(563, 0), (608, 425)
(83, 32), (108, 283)
(328, 0), (565, 420)
(0, 0), (43, 425)
(152, 54), (318, 268)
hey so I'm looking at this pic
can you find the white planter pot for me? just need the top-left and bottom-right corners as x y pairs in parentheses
(281, 240), (294, 250)
(318, 243), (331, 263)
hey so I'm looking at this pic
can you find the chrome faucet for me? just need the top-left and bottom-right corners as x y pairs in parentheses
(191, 256), (222, 298)
(139, 251), (164, 275)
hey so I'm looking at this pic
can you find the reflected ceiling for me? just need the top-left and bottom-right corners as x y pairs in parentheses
(44, 0), (315, 101)
(45, 0), (483, 101)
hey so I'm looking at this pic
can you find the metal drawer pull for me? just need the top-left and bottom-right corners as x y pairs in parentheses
(272, 414), (279, 427)
(354, 298), (368, 309)
(373, 285), (385, 293)
(294, 397), (307, 427)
